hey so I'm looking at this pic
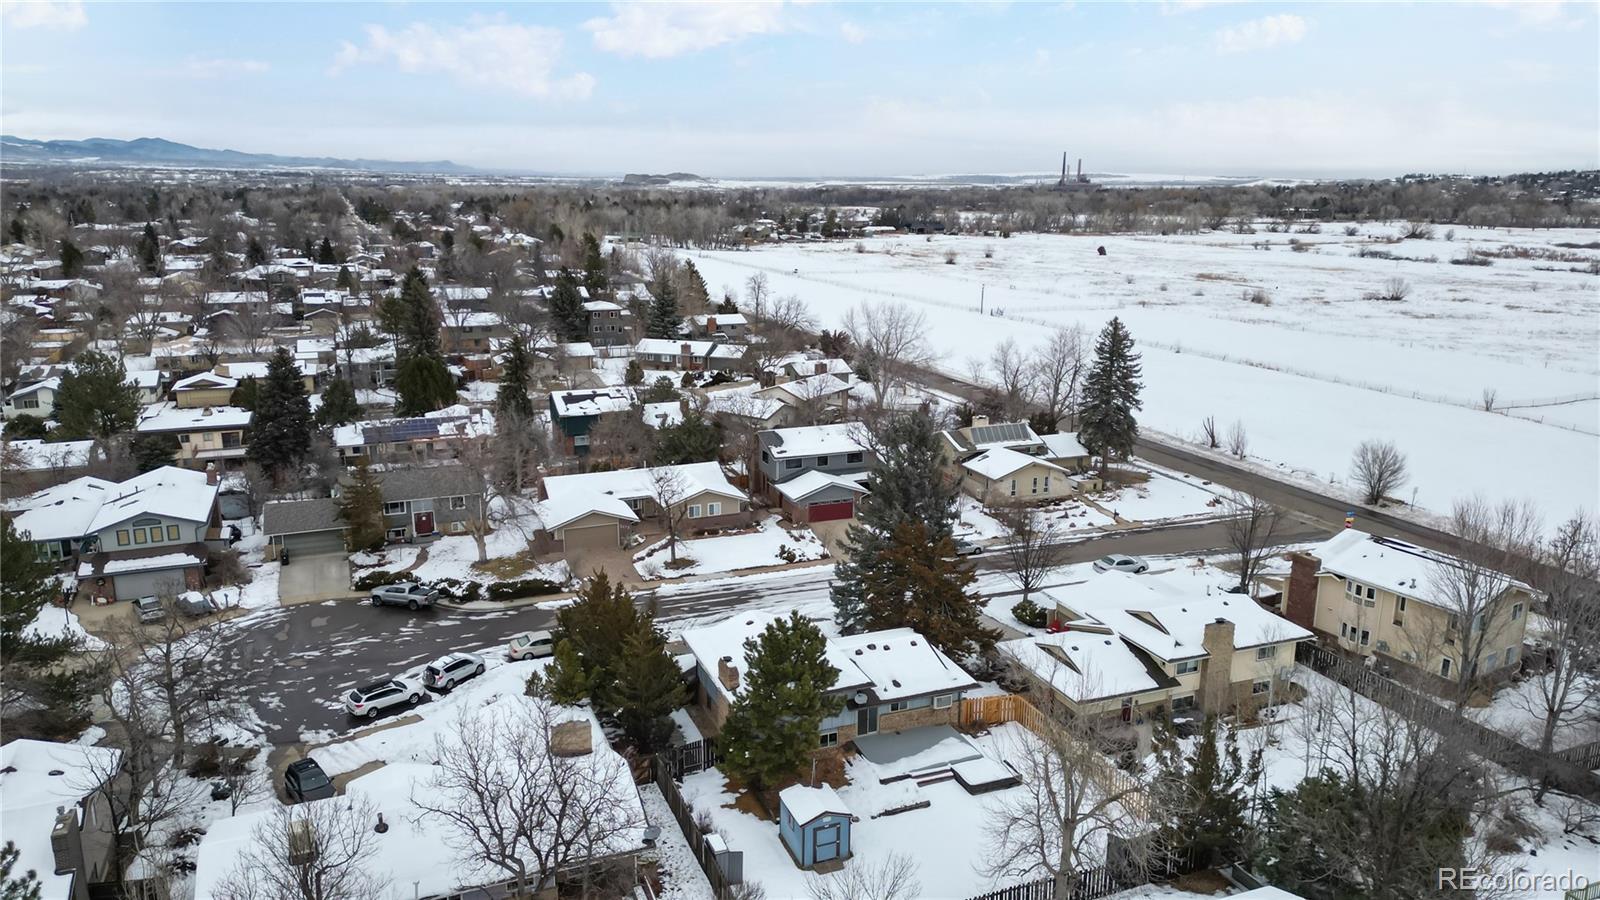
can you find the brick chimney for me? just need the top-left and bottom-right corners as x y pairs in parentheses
(205, 462), (219, 486)
(1284, 552), (1320, 632)
(550, 719), (593, 757)
(971, 415), (990, 428)
(706, 316), (718, 333)
(1198, 618), (1236, 715)
(718, 656), (740, 692)
(50, 807), (83, 877)
(813, 361), (827, 376)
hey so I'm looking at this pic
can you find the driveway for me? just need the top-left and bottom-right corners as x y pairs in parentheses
(277, 552), (357, 605)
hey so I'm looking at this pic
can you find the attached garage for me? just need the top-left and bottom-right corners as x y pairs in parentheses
(262, 498), (347, 559)
(560, 520), (622, 554)
(776, 471), (868, 524)
(78, 550), (205, 602)
(280, 528), (347, 556)
(110, 565), (196, 600)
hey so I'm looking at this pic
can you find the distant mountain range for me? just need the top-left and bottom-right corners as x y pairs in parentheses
(0, 135), (473, 174)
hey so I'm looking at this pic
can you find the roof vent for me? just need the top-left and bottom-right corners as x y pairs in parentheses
(854, 649), (863, 656)
(867, 643), (877, 650)
(909, 640), (918, 646)
(1070, 645), (1079, 651)
(1104, 639), (1112, 645)
(891, 679), (901, 688)
(47, 769), (64, 777)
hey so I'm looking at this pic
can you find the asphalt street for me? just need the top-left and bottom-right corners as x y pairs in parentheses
(221, 516), (1326, 747)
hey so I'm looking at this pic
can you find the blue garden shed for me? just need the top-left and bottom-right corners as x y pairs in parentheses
(778, 784), (853, 869)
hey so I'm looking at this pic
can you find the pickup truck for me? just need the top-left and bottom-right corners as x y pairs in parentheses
(369, 582), (438, 610)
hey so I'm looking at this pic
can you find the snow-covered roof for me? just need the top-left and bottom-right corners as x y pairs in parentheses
(86, 465), (219, 532)
(560, 341), (597, 358)
(961, 446), (1069, 480)
(706, 388), (785, 422)
(1039, 431), (1090, 459)
(535, 490), (640, 530)
(1000, 629), (1169, 703)
(779, 783), (850, 826)
(172, 371), (238, 391)
(634, 338), (747, 360)
(549, 386), (633, 419)
(542, 462), (745, 516)
(1044, 571), (1312, 658)
(5, 377), (59, 400)
(1, 438), (96, 472)
(5, 476), (118, 541)
(1311, 528), (1532, 611)
(760, 422), (869, 459)
(332, 405), (493, 449)
(0, 739), (122, 900)
(759, 373), (852, 403)
(582, 300), (623, 312)
(641, 401), (684, 429)
(136, 402), (252, 433)
(774, 470), (868, 503)
(80, 551), (206, 577)
(689, 312), (748, 327)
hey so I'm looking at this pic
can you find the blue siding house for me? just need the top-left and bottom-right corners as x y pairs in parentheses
(778, 784), (853, 869)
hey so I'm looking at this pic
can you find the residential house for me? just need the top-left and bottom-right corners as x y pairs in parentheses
(941, 416), (1095, 474)
(1285, 529), (1535, 689)
(752, 423), (873, 520)
(4, 475), (118, 562)
(753, 373), (852, 425)
(1, 377), (60, 420)
(218, 360), (321, 395)
(125, 368), (166, 406)
(1000, 573), (1313, 722)
(260, 464), (487, 557)
(583, 300), (635, 347)
(441, 310), (506, 355)
(170, 371), (238, 408)
(777, 356), (854, 383)
(331, 405), (494, 465)
(135, 403), (252, 469)
(0, 739), (125, 900)
(957, 447), (1084, 506)
(705, 387), (788, 433)
(682, 611), (978, 750)
(0, 439), (97, 494)
(633, 338), (747, 372)
(685, 312), (748, 340)
(533, 461), (749, 556)
(548, 386), (634, 457)
(345, 343), (399, 388)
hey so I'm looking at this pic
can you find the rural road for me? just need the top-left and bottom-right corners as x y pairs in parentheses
(224, 517), (1327, 748)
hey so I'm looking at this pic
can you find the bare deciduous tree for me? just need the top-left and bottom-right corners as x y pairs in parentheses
(648, 465), (693, 564)
(1032, 326), (1085, 431)
(843, 301), (932, 411)
(994, 500), (1068, 601)
(1351, 439), (1408, 505)
(806, 851), (921, 900)
(1221, 491), (1283, 595)
(215, 794), (391, 900)
(1226, 420), (1248, 459)
(1199, 415), (1219, 450)
(410, 705), (644, 896)
(1481, 387), (1498, 412)
(973, 338), (1034, 423)
(1518, 514), (1600, 799)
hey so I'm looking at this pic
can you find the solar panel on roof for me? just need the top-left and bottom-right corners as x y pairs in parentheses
(970, 423), (1032, 444)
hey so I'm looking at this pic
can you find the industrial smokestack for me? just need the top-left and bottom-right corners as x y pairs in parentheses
(1060, 152), (1067, 183)
(1077, 158), (1083, 180)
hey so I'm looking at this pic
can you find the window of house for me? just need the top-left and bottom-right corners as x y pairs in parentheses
(687, 505), (702, 518)
(846, 452), (863, 464)
(387, 527), (407, 541)
(1256, 645), (1278, 661)
(383, 502), (406, 515)
(450, 496), (467, 510)
(1251, 681), (1270, 695)
(17, 397), (38, 409)
(815, 456), (829, 466)
(1472, 612), (1486, 633)
(1171, 694), (1196, 712)
(1044, 476), (1051, 493)
(1505, 646), (1518, 666)
(1174, 659), (1200, 675)
(133, 529), (147, 545)
(1030, 476), (1039, 494)
(889, 700), (908, 712)
(1008, 479), (1017, 497)
(116, 530), (130, 546)
(707, 502), (721, 516)
(761, 450), (770, 463)
(180, 434), (191, 443)
(1359, 629), (1371, 646)
(1440, 657), (1453, 678)
(166, 525), (180, 541)
(784, 459), (801, 470)
(933, 694), (952, 709)
(819, 731), (838, 748)
(1339, 622), (1349, 639)
(1484, 651), (1500, 671)
(1510, 602), (1523, 621)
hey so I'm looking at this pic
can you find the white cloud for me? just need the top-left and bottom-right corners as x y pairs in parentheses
(1213, 14), (1308, 53)
(1478, 0), (1574, 26)
(1160, 0), (1246, 13)
(839, 21), (867, 44)
(0, 0), (86, 30)
(331, 18), (594, 99)
(584, 2), (789, 59)
(182, 57), (270, 79)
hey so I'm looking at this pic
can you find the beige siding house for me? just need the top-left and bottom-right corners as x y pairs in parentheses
(958, 447), (1079, 505)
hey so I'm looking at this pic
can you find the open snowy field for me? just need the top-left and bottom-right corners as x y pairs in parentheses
(685, 226), (1599, 521)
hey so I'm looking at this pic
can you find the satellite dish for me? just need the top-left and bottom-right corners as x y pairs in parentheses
(853, 691), (869, 705)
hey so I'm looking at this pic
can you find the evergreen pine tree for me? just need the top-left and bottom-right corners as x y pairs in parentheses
(535, 639), (593, 706)
(580, 232), (608, 295)
(830, 413), (959, 632)
(603, 627), (688, 751)
(553, 573), (652, 701)
(383, 267), (444, 358)
(302, 236), (314, 260)
(623, 359), (645, 386)
(315, 378), (362, 428)
(496, 334), (535, 421)
(1, 839), (42, 900)
(392, 355), (456, 417)
(317, 236), (337, 264)
(679, 260), (710, 313)
(137, 223), (161, 274)
(337, 461), (386, 553)
(1, 517), (91, 741)
(232, 376), (259, 410)
(548, 269), (588, 343)
(717, 294), (738, 314)
(55, 350), (141, 441)
(247, 347), (314, 481)
(653, 411), (720, 465)
(130, 434), (178, 473)
(58, 240), (84, 278)
(7, 217), (26, 246)
(245, 237), (267, 267)
(1078, 316), (1143, 463)
(336, 265), (356, 292)
(1, 414), (47, 441)
(720, 613), (843, 792)
(646, 277), (680, 339)
(1151, 715), (1262, 868)
(860, 523), (999, 660)
(2, 518), (69, 663)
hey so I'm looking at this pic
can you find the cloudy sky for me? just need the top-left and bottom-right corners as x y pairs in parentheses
(1, 0), (1595, 178)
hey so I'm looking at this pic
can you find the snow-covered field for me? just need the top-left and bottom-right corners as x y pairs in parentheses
(634, 516), (827, 580)
(685, 227), (1599, 523)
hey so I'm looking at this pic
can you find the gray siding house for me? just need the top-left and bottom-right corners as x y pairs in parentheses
(752, 423), (873, 517)
(261, 465), (486, 558)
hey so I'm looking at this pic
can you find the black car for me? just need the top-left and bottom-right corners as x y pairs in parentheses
(284, 758), (335, 803)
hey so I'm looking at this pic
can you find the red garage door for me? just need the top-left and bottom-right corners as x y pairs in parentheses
(808, 500), (855, 522)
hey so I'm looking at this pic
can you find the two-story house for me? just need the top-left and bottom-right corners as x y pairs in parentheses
(940, 417), (1096, 474)
(752, 374), (852, 426)
(1, 376), (60, 420)
(331, 405), (494, 465)
(1285, 529), (1535, 690)
(583, 300), (636, 347)
(752, 423), (874, 522)
(260, 464), (488, 557)
(135, 403), (252, 469)
(169, 371), (238, 408)
(682, 611), (978, 752)
(0, 739), (126, 900)
(548, 387), (634, 457)
(685, 312), (748, 340)
(1000, 573), (1313, 722)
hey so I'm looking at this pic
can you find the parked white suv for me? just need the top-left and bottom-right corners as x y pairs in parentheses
(422, 652), (485, 690)
(342, 676), (425, 718)
(507, 630), (555, 661)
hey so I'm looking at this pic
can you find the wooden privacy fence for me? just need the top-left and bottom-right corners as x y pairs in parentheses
(651, 757), (738, 900)
(962, 850), (1200, 900)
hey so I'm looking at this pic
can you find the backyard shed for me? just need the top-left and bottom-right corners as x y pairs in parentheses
(777, 784), (853, 869)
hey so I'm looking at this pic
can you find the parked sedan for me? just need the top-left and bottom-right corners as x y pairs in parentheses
(369, 582), (437, 610)
(507, 630), (555, 661)
(422, 652), (485, 690)
(284, 758), (336, 803)
(132, 596), (166, 624)
(1092, 554), (1150, 574)
(342, 676), (425, 718)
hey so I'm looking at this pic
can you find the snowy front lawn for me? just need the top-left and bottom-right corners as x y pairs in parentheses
(634, 516), (828, 580)
(955, 494), (1116, 544)
(357, 531), (569, 588)
(1096, 464), (1227, 523)
(1467, 674), (1600, 752)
